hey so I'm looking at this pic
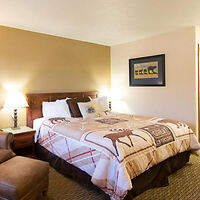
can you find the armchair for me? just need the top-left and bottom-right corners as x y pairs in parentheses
(0, 131), (14, 149)
(0, 131), (49, 200)
(0, 132), (15, 164)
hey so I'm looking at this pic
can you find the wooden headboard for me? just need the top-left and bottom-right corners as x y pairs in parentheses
(26, 91), (98, 128)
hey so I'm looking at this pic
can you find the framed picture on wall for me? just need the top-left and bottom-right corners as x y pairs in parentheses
(129, 54), (165, 86)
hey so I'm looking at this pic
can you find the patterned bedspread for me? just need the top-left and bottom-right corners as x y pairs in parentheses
(36, 113), (200, 200)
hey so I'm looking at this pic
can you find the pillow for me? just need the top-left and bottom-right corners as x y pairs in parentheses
(78, 101), (96, 119)
(97, 96), (109, 110)
(42, 100), (71, 118)
(90, 96), (110, 117)
(67, 97), (90, 118)
(56, 98), (71, 116)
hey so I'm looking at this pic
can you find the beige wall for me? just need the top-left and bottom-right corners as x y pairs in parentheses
(196, 26), (200, 138)
(111, 27), (197, 132)
(0, 26), (110, 128)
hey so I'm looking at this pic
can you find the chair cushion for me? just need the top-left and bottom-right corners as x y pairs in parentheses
(0, 149), (15, 164)
(0, 156), (49, 200)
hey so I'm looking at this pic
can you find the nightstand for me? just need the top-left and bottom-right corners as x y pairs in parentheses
(1, 126), (35, 157)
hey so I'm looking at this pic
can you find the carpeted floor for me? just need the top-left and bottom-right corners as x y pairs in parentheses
(40, 154), (200, 200)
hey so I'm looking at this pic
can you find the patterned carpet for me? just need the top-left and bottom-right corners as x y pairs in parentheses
(40, 154), (200, 200)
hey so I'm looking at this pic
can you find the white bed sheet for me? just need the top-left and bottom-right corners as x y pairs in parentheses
(33, 117), (46, 142)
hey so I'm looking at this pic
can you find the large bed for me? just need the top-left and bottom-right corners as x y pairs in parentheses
(26, 91), (200, 200)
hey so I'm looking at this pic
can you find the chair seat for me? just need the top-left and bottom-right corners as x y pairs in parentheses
(0, 156), (49, 200)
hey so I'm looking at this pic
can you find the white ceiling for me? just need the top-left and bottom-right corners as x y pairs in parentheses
(0, 0), (200, 46)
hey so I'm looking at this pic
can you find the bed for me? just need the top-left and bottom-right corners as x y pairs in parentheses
(26, 91), (200, 200)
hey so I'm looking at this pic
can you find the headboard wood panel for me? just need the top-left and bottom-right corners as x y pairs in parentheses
(26, 91), (98, 128)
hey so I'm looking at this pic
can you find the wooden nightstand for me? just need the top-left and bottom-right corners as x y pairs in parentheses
(1, 126), (35, 157)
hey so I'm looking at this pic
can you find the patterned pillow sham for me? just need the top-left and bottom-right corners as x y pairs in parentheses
(77, 101), (96, 119)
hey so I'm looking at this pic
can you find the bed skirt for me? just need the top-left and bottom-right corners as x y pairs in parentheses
(35, 143), (190, 199)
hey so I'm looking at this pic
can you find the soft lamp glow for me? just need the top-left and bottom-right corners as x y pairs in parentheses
(110, 88), (122, 101)
(99, 88), (110, 97)
(4, 91), (28, 129)
(4, 92), (28, 109)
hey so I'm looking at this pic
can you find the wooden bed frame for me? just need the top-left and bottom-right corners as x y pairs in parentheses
(26, 91), (98, 128)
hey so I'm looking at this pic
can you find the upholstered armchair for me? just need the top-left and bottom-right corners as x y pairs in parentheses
(0, 131), (16, 166)
(0, 131), (49, 200)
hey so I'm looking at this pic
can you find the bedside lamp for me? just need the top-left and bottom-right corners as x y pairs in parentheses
(4, 91), (28, 129)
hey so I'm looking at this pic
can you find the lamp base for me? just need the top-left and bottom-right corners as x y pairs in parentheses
(109, 101), (112, 110)
(11, 127), (20, 130)
(13, 108), (18, 129)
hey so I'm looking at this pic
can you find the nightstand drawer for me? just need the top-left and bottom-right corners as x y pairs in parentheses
(13, 132), (34, 150)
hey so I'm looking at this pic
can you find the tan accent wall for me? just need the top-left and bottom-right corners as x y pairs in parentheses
(111, 27), (197, 132)
(0, 26), (110, 128)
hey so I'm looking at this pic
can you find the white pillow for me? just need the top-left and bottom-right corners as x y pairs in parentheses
(56, 98), (71, 116)
(56, 98), (71, 117)
(98, 96), (109, 110)
(89, 96), (109, 109)
(90, 96), (110, 117)
(42, 99), (71, 118)
(78, 101), (96, 119)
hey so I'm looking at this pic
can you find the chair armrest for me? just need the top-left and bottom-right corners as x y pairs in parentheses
(0, 131), (14, 150)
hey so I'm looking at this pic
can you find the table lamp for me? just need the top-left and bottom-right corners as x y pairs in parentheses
(4, 91), (29, 129)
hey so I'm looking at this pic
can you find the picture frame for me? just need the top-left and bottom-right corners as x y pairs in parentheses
(129, 54), (165, 86)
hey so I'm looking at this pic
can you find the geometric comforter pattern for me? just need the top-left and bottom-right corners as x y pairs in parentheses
(36, 113), (200, 200)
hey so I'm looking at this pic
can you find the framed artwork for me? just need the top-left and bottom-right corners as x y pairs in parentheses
(129, 54), (165, 86)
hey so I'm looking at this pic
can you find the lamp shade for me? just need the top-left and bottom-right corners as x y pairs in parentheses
(4, 91), (28, 109)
